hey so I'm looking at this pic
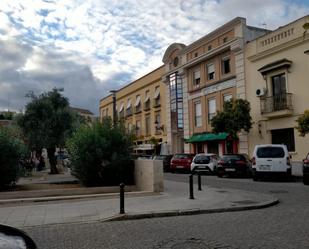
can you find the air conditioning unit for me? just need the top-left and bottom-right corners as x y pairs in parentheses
(256, 88), (267, 97)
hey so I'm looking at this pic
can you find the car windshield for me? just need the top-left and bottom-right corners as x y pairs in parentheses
(256, 147), (285, 158)
(221, 155), (244, 161)
(194, 155), (210, 163)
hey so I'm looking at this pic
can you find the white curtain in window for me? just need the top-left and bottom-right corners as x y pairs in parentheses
(134, 95), (141, 107)
(194, 70), (200, 79)
(126, 99), (132, 109)
(208, 99), (216, 114)
(154, 87), (160, 99)
(207, 64), (215, 73)
(119, 103), (124, 112)
(195, 102), (201, 116)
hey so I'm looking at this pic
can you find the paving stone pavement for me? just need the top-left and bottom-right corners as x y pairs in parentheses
(0, 179), (277, 228)
(22, 174), (309, 249)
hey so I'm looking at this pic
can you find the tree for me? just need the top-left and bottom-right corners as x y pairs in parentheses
(17, 88), (79, 174)
(211, 99), (253, 140)
(0, 127), (27, 188)
(66, 118), (134, 186)
(296, 109), (309, 136)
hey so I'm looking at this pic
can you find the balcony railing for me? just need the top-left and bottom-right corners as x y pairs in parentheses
(134, 105), (142, 114)
(152, 98), (161, 108)
(261, 93), (293, 114)
(118, 111), (124, 119)
(125, 107), (133, 117)
(143, 101), (150, 111)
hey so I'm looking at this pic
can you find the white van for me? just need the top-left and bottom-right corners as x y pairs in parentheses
(252, 144), (291, 181)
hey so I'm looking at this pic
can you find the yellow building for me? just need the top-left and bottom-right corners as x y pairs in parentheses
(99, 66), (168, 155)
(162, 17), (268, 155)
(245, 15), (309, 161)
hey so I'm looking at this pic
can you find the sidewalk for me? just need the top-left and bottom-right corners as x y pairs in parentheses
(0, 180), (278, 228)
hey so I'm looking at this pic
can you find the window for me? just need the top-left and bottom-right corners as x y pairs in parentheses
(222, 57), (230, 74)
(144, 90), (150, 110)
(145, 115), (151, 136)
(208, 99), (216, 123)
(223, 37), (228, 43)
(155, 113), (161, 132)
(134, 95), (141, 113)
(193, 69), (200, 87)
(271, 73), (286, 96)
(271, 128), (295, 152)
(136, 120), (141, 136)
(169, 73), (183, 129)
(153, 86), (160, 107)
(208, 45), (212, 51)
(194, 102), (202, 127)
(223, 94), (232, 102)
(256, 147), (285, 158)
(271, 73), (287, 111)
(207, 63), (215, 81)
(194, 52), (198, 57)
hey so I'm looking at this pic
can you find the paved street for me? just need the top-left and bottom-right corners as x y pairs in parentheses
(23, 174), (309, 249)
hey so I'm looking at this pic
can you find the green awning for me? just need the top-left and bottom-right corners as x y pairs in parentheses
(186, 132), (229, 143)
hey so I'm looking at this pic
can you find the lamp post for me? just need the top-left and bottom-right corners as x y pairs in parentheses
(110, 90), (117, 126)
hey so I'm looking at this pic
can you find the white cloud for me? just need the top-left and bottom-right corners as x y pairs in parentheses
(0, 0), (308, 114)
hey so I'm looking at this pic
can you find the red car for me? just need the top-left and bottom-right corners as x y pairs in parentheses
(170, 153), (195, 173)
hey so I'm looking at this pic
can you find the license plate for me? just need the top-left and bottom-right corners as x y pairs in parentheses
(225, 168), (235, 172)
(176, 165), (184, 169)
(259, 165), (270, 170)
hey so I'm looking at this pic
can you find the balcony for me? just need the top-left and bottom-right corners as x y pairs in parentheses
(125, 107), (133, 117)
(152, 98), (161, 108)
(134, 105), (142, 114)
(143, 101), (151, 111)
(118, 111), (124, 119)
(260, 93), (293, 118)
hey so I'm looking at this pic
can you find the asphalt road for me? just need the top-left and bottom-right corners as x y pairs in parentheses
(25, 173), (309, 249)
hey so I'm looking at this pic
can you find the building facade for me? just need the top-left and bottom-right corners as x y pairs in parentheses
(99, 66), (168, 155)
(245, 15), (309, 161)
(162, 17), (268, 155)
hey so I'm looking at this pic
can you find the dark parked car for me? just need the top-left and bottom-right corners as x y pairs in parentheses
(217, 154), (251, 177)
(153, 155), (173, 172)
(170, 153), (195, 173)
(303, 153), (309, 185)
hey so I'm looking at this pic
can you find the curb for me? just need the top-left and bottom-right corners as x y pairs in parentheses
(0, 191), (157, 205)
(102, 198), (279, 222)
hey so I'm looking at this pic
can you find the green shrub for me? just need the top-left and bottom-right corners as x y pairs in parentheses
(66, 118), (134, 186)
(0, 127), (27, 188)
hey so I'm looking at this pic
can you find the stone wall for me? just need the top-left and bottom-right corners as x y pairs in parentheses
(134, 160), (164, 192)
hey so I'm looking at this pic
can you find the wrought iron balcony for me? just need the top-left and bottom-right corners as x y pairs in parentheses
(260, 93), (293, 118)
(143, 101), (150, 111)
(125, 107), (133, 117)
(152, 98), (161, 108)
(134, 105), (142, 114)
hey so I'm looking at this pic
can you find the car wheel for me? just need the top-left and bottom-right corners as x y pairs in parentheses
(213, 166), (217, 175)
(217, 172), (223, 178)
(252, 172), (259, 181)
(303, 175), (309, 185)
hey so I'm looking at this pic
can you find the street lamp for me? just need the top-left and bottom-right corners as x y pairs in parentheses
(110, 90), (117, 125)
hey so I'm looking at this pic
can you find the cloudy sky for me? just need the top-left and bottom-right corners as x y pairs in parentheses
(0, 0), (308, 115)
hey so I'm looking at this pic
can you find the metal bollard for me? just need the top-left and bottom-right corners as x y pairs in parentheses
(189, 174), (194, 199)
(120, 183), (125, 214)
(198, 172), (202, 191)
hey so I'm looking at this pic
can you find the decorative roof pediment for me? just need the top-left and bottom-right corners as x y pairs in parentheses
(258, 58), (292, 75)
(162, 43), (186, 63)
